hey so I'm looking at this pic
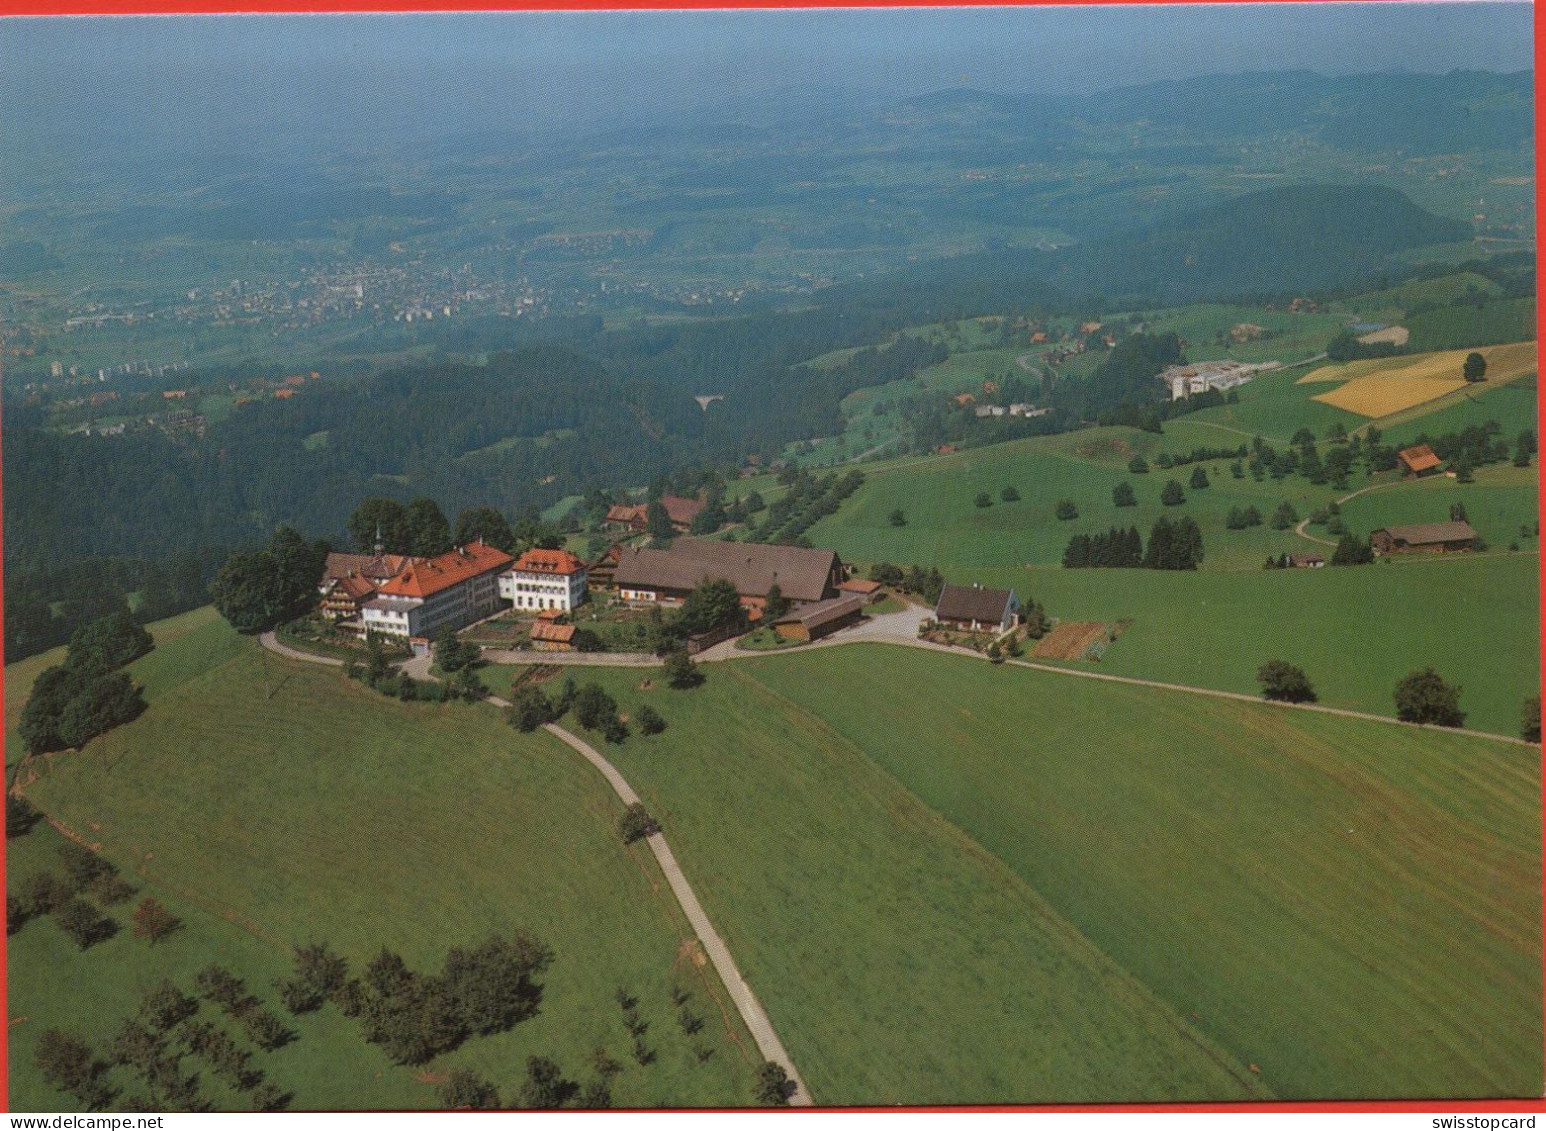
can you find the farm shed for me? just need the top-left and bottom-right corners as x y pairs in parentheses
(530, 622), (577, 651)
(1289, 552), (1325, 569)
(1397, 444), (1444, 480)
(838, 577), (885, 602)
(934, 584), (1020, 634)
(773, 594), (867, 643)
(1371, 521), (1478, 555)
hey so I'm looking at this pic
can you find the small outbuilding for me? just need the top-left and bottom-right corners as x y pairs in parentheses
(837, 577), (884, 603)
(934, 584), (1020, 634)
(1397, 444), (1444, 480)
(530, 622), (577, 651)
(1289, 552), (1325, 569)
(772, 594), (867, 643)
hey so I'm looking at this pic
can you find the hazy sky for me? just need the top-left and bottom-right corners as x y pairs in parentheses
(1, 4), (1532, 146)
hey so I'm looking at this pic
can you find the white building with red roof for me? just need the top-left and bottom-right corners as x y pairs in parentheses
(361, 542), (514, 644)
(499, 548), (588, 612)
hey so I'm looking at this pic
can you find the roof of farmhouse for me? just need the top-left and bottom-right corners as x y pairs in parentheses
(1377, 521), (1478, 545)
(934, 583), (1016, 624)
(613, 538), (840, 603)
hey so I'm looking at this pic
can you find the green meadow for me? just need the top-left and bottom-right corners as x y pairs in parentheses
(958, 553), (1539, 737)
(578, 647), (1542, 1101)
(1339, 464), (1540, 550)
(805, 426), (1358, 572)
(7, 611), (755, 1110)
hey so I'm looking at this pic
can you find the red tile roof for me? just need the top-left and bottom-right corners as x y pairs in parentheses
(513, 548), (586, 575)
(607, 504), (648, 524)
(1398, 444), (1443, 473)
(377, 543), (514, 599)
(839, 578), (882, 594)
(660, 495), (705, 526)
(531, 622), (576, 643)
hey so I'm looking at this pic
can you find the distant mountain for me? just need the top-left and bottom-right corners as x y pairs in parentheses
(1076, 70), (1533, 155)
(1053, 184), (1472, 304)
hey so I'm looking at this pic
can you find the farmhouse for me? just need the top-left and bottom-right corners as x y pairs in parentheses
(499, 547), (587, 612)
(773, 594), (867, 643)
(1371, 521), (1478, 555)
(605, 504), (648, 532)
(587, 543), (625, 589)
(362, 542), (514, 645)
(934, 584), (1020, 634)
(613, 538), (844, 606)
(1289, 552), (1325, 569)
(1397, 444), (1444, 480)
(604, 495), (706, 534)
(660, 495), (706, 533)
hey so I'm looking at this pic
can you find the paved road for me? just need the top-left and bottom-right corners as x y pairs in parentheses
(258, 631), (814, 1105)
(258, 630), (344, 666)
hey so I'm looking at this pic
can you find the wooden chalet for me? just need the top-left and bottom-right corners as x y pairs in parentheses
(587, 543), (626, 589)
(1397, 444), (1444, 480)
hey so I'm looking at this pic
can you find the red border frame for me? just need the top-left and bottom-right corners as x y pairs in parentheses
(0, 0), (1540, 1115)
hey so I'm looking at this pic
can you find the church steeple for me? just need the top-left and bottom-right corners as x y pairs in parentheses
(374, 523), (384, 556)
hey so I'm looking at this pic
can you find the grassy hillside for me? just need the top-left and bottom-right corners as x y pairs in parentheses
(958, 553), (1538, 738)
(580, 647), (1541, 1101)
(8, 611), (756, 1110)
(576, 664), (1268, 1104)
(804, 426), (1353, 572)
(1339, 464), (1540, 551)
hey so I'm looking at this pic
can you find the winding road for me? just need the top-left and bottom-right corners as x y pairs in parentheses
(1291, 477), (1412, 548)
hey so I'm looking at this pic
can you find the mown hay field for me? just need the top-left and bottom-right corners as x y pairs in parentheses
(1302, 342), (1537, 417)
(581, 646), (1543, 1102)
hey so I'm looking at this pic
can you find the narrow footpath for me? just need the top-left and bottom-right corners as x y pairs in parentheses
(258, 630), (814, 1105)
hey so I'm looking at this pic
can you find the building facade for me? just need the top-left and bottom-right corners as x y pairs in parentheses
(361, 542), (513, 643)
(499, 548), (588, 612)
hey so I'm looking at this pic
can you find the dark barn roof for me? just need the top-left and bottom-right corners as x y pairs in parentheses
(773, 594), (866, 632)
(1377, 521), (1478, 545)
(613, 538), (840, 603)
(934, 584), (1016, 625)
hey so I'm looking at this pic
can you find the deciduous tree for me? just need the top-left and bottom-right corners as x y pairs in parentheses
(1257, 660), (1317, 703)
(1394, 669), (1465, 727)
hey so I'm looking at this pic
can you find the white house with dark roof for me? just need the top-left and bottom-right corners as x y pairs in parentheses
(934, 583), (1020, 634)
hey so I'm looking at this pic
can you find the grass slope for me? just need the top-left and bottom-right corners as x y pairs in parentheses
(958, 553), (1539, 737)
(807, 427), (1357, 572)
(1339, 464), (1540, 551)
(742, 646), (1542, 1100)
(8, 612), (755, 1110)
(573, 665), (1266, 1104)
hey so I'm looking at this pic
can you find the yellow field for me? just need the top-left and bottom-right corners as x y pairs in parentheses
(1303, 342), (1538, 418)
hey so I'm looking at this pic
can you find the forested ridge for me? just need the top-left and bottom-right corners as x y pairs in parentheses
(1, 184), (1496, 661)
